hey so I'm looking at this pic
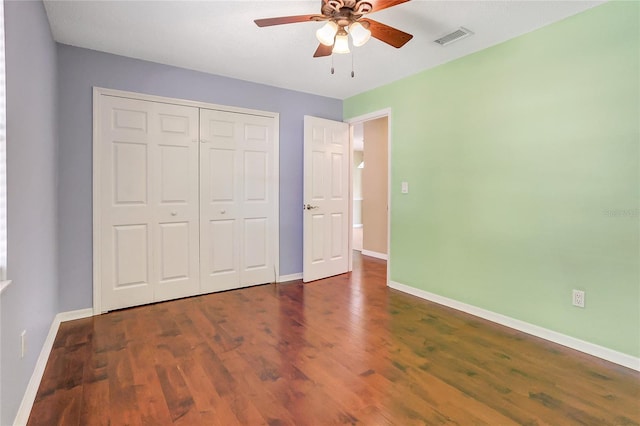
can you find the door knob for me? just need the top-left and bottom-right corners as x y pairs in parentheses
(220, 209), (226, 214)
(304, 204), (319, 210)
(170, 211), (177, 216)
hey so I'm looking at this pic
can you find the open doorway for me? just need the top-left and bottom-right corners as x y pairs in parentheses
(349, 111), (390, 279)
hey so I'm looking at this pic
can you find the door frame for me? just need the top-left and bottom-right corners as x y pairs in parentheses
(92, 87), (280, 314)
(345, 108), (392, 285)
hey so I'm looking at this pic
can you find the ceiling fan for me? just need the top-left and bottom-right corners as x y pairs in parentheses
(255, 0), (413, 58)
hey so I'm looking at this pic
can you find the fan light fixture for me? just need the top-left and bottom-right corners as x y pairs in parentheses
(316, 21), (371, 54)
(332, 28), (350, 54)
(316, 21), (338, 46)
(349, 22), (371, 47)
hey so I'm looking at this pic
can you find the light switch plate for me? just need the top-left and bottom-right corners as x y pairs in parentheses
(401, 181), (409, 194)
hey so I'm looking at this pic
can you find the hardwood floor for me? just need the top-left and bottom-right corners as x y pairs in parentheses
(29, 253), (639, 425)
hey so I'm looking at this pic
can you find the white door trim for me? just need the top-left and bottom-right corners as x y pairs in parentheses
(92, 87), (279, 314)
(92, 89), (102, 314)
(345, 108), (392, 285)
(93, 87), (279, 119)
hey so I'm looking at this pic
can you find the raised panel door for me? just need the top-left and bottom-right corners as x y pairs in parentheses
(152, 102), (200, 302)
(303, 116), (350, 282)
(200, 109), (275, 292)
(100, 96), (199, 311)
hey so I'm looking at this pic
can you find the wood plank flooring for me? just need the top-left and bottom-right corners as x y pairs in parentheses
(29, 253), (639, 425)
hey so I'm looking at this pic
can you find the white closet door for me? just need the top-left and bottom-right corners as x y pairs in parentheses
(152, 102), (200, 302)
(200, 109), (275, 292)
(99, 96), (200, 311)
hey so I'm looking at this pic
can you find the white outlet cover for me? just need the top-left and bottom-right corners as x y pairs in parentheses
(572, 289), (585, 308)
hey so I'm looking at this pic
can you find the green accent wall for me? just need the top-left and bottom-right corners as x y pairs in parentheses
(344, 1), (640, 357)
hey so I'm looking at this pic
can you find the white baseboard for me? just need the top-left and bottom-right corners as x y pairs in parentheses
(56, 308), (94, 323)
(361, 250), (387, 260)
(277, 273), (303, 283)
(389, 281), (640, 372)
(14, 308), (94, 426)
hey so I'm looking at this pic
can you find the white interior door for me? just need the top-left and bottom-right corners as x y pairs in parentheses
(303, 115), (350, 282)
(200, 109), (276, 292)
(99, 95), (200, 311)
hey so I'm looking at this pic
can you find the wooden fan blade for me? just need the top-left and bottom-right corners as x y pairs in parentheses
(313, 43), (333, 58)
(254, 14), (319, 27)
(362, 18), (413, 48)
(368, 0), (411, 13)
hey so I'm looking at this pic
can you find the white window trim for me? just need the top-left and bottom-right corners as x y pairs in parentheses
(0, 0), (9, 293)
(0, 280), (10, 295)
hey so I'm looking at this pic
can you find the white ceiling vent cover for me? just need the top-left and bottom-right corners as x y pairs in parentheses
(434, 27), (473, 46)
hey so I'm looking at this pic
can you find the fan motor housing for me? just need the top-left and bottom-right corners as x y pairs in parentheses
(322, 0), (373, 20)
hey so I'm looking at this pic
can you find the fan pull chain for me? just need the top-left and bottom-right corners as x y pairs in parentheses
(331, 54), (335, 75)
(351, 50), (355, 78)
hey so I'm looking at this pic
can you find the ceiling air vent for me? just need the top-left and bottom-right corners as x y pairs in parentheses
(434, 27), (473, 46)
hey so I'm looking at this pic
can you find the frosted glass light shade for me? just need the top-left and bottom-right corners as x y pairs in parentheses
(349, 22), (371, 47)
(316, 21), (339, 46)
(332, 33), (350, 54)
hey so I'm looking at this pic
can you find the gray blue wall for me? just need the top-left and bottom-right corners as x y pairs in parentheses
(2, 1), (59, 424)
(57, 44), (342, 311)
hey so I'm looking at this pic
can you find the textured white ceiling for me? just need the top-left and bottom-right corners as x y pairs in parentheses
(43, 0), (605, 99)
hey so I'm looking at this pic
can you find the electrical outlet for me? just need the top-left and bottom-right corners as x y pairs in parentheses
(572, 290), (585, 308)
(20, 330), (26, 358)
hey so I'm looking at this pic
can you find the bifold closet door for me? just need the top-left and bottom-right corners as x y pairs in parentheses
(200, 109), (276, 292)
(99, 95), (200, 311)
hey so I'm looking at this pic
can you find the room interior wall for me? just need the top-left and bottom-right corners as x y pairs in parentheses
(362, 117), (388, 255)
(344, 1), (639, 357)
(1, 1), (60, 423)
(56, 44), (343, 312)
(353, 150), (363, 226)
